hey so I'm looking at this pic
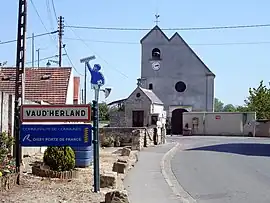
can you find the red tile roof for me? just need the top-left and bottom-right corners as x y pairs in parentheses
(73, 76), (80, 104)
(0, 67), (72, 104)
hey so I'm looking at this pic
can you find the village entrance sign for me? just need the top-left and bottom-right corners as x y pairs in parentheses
(20, 104), (92, 147)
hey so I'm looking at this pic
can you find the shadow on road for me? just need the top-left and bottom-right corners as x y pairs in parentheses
(187, 143), (270, 157)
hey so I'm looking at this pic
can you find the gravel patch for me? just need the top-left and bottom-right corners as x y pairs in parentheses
(0, 148), (128, 203)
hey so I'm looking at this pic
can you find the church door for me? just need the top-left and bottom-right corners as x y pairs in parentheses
(171, 109), (188, 135)
(132, 111), (144, 127)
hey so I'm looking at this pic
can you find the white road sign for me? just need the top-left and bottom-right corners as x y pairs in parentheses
(21, 105), (91, 122)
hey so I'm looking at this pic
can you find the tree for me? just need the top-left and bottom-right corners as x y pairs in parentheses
(214, 98), (224, 112)
(223, 104), (236, 112)
(244, 80), (270, 119)
(98, 102), (109, 121)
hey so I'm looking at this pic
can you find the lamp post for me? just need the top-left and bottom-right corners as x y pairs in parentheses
(80, 56), (96, 104)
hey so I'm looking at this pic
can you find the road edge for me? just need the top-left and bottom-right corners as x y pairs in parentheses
(160, 143), (197, 203)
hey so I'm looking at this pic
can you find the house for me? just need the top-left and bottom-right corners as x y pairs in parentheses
(109, 85), (166, 128)
(0, 67), (80, 104)
(138, 25), (215, 134)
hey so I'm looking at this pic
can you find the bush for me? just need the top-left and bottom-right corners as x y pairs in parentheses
(0, 132), (15, 176)
(101, 136), (115, 147)
(43, 146), (75, 171)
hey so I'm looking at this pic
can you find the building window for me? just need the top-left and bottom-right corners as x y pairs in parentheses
(136, 93), (141, 98)
(149, 83), (153, 90)
(152, 48), (161, 60)
(175, 81), (187, 92)
(151, 115), (158, 125)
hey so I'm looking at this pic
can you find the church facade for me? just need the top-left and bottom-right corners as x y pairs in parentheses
(138, 26), (215, 134)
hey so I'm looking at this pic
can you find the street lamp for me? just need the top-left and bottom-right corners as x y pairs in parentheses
(80, 55), (96, 104)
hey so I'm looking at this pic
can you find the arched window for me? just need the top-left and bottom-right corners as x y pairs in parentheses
(152, 48), (161, 60)
(149, 83), (153, 90)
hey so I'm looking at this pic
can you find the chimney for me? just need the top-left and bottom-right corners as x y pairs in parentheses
(73, 77), (80, 104)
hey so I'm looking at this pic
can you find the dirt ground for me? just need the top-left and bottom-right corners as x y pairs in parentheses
(0, 147), (134, 203)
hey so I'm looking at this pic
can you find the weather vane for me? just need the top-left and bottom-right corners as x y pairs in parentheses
(155, 13), (160, 26)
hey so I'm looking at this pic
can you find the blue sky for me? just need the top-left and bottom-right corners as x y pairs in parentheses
(1, 0), (270, 106)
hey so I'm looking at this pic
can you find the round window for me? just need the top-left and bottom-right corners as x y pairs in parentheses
(136, 93), (141, 98)
(175, 81), (186, 92)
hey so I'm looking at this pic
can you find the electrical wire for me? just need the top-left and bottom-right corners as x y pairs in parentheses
(30, 0), (58, 47)
(0, 31), (58, 45)
(65, 23), (270, 31)
(63, 37), (270, 46)
(66, 23), (129, 78)
(51, 0), (58, 21)
(63, 46), (84, 76)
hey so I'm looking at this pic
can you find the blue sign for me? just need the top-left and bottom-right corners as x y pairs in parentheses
(86, 63), (105, 87)
(20, 124), (92, 147)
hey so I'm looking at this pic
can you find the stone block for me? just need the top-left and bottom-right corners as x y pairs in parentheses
(105, 190), (129, 203)
(112, 162), (127, 174)
(121, 148), (131, 157)
(100, 172), (117, 188)
(117, 156), (129, 163)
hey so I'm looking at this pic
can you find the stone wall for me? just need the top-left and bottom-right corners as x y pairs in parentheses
(100, 127), (165, 150)
(109, 111), (126, 127)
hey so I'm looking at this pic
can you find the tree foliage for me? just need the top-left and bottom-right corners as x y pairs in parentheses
(99, 102), (109, 121)
(223, 104), (236, 112)
(244, 80), (270, 119)
(214, 98), (224, 112)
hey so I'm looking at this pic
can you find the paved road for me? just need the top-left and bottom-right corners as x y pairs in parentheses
(170, 136), (270, 203)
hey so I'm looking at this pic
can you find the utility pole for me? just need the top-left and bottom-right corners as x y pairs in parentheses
(32, 33), (34, 67)
(36, 48), (40, 67)
(58, 16), (64, 67)
(14, 0), (27, 185)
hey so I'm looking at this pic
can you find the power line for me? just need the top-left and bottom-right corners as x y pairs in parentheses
(30, 0), (57, 46)
(0, 31), (58, 45)
(63, 46), (84, 76)
(65, 23), (270, 31)
(64, 37), (270, 46)
(66, 24), (129, 78)
(51, 0), (58, 22)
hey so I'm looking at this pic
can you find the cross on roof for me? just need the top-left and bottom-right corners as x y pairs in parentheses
(154, 14), (160, 25)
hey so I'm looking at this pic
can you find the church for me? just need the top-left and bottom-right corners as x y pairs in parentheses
(108, 25), (215, 134)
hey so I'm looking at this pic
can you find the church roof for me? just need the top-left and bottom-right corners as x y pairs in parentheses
(140, 26), (215, 77)
(139, 87), (163, 105)
(140, 25), (169, 43)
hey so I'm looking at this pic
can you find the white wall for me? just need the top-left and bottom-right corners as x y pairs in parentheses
(151, 104), (164, 114)
(66, 71), (74, 104)
(183, 112), (256, 136)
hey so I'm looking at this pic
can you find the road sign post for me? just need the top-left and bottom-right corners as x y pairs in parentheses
(86, 62), (106, 193)
(92, 100), (100, 192)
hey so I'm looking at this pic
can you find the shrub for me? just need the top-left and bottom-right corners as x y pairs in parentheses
(43, 146), (75, 171)
(102, 136), (115, 147)
(0, 132), (15, 175)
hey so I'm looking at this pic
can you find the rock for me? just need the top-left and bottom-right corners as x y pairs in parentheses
(105, 190), (129, 203)
(112, 162), (127, 174)
(100, 172), (117, 188)
(117, 157), (128, 163)
(121, 148), (131, 157)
